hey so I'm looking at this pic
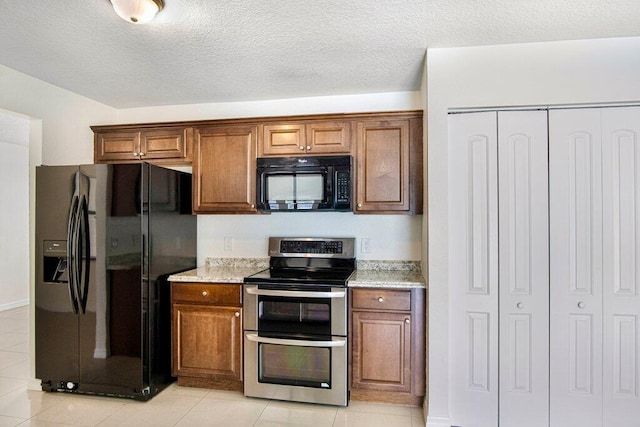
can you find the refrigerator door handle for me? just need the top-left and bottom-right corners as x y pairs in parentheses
(66, 195), (80, 314)
(78, 195), (90, 314)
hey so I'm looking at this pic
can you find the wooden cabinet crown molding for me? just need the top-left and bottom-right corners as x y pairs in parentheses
(89, 110), (423, 133)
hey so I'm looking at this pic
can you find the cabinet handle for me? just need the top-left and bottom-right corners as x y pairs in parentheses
(306, 145), (311, 150)
(201, 290), (208, 297)
(251, 204), (255, 209)
(405, 318), (410, 324)
(299, 146), (305, 150)
(516, 302), (524, 309)
(378, 297), (384, 303)
(357, 203), (362, 208)
(235, 312), (240, 317)
(578, 301), (585, 309)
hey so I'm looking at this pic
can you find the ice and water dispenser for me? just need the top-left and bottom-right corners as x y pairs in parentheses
(43, 240), (68, 283)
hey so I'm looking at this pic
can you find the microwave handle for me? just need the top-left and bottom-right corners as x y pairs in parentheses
(245, 333), (346, 348)
(245, 287), (345, 299)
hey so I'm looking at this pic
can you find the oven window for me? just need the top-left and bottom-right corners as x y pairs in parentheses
(258, 297), (331, 335)
(265, 173), (324, 203)
(259, 343), (331, 388)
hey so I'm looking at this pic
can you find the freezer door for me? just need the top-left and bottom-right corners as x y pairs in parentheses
(77, 164), (145, 396)
(35, 165), (81, 385)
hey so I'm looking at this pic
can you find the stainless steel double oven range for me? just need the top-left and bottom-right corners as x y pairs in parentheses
(243, 237), (355, 406)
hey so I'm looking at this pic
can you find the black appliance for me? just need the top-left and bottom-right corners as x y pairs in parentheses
(35, 163), (196, 400)
(256, 155), (352, 211)
(243, 237), (355, 406)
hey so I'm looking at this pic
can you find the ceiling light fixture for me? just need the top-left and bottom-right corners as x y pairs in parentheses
(110, 0), (164, 24)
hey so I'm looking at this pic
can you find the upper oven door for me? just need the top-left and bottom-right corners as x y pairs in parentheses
(243, 284), (347, 336)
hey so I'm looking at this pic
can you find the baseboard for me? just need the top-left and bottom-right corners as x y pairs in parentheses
(427, 415), (452, 427)
(0, 300), (29, 312)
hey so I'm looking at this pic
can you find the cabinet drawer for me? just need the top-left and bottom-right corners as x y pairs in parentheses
(352, 289), (411, 311)
(171, 283), (241, 306)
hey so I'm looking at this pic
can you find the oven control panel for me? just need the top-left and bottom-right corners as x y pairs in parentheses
(269, 237), (355, 258)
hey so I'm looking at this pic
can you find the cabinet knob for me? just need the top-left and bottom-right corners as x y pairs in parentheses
(251, 204), (255, 209)
(516, 302), (524, 309)
(133, 152), (139, 156)
(357, 203), (362, 208)
(235, 312), (240, 318)
(405, 318), (410, 324)
(201, 290), (208, 297)
(578, 301), (585, 309)
(306, 145), (311, 150)
(378, 297), (384, 303)
(299, 146), (305, 150)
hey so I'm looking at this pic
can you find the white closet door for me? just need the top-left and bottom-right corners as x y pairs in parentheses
(497, 110), (549, 427)
(549, 108), (603, 426)
(601, 107), (640, 426)
(449, 111), (499, 427)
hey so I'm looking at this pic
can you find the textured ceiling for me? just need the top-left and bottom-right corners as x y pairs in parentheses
(0, 0), (639, 108)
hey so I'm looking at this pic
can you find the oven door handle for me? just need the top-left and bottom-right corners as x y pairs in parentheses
(245, 333), (346, 348)
(245, 287), (345, 299)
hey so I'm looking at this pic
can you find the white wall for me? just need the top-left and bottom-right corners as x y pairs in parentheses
(426, 36), (640, 426)
(0, 110), (29, 309)
(117, 92), (425, 264)
(0, 64), (118, 384)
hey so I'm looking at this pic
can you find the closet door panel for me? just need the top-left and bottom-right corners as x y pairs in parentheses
(549, 108), (603, 427)
(449, 112), (499, 427)
(602, 107), (640, 426)
(497, 110), (549, 427)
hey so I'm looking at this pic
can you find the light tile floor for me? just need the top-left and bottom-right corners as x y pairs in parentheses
(0, 306), (425, 426)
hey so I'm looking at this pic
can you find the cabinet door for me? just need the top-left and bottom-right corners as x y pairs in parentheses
(95, 131), (140, 162)
(355, 120), (410, 212)
(549, 108), (603, 426)
(262, 123), (306, 156)
(140, 128), (190, 161)
(172, 304), (242, 380)
(351, 310), (411, 393)
(448, 111), (499, 427)
(307, 121), (351, 154)
(193, 125), (257, 213)
(497, 110), (549, 427)
(601, 107), (640, 426)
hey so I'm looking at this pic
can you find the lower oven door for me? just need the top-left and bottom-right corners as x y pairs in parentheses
(243, 333), (348, 406)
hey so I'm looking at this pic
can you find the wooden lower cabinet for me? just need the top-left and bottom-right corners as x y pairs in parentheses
(349, 287), (426, 406)
(171, 283), (242, 390)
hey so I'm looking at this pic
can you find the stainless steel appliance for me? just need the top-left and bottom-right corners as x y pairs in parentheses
(35, 163), (196, 400)
(256, 155), (352, 211)
(243, 237), (355, 406)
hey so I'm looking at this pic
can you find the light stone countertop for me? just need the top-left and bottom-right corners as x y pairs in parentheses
(167, 258), (268, 284)
(168, 258), (426, 289)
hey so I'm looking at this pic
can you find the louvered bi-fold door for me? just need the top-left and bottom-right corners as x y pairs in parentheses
(449, 111), (499, 427)
(497, 110), (549, 427)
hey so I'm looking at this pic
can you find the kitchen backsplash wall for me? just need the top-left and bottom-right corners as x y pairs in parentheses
(196, 213), (422, 265)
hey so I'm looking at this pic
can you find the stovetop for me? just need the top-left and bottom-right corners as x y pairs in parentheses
(243, 237), (356, 287)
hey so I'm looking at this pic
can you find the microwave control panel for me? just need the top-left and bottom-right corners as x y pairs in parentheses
(336, 171), (350, 204)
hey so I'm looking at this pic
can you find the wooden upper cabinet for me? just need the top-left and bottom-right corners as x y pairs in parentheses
(193, 125), (257, 213)
(355, 117), (423, 214)
(260, 121), (351, 156)
(93, 127), (191, 164)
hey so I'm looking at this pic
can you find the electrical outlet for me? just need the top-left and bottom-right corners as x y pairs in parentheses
(361, 238), (371, 254)
(224, 237), (233, 252)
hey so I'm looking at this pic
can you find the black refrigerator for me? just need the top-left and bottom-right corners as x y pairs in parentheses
(35, 163), (196, 400)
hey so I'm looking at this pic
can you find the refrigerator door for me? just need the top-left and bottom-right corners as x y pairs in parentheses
(145, 164), (196, 391)
(36, 165), (81, 387)
(77, 164), (145, 396)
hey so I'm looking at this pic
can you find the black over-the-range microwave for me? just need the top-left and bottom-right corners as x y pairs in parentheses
(256, 155), (352, 212)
